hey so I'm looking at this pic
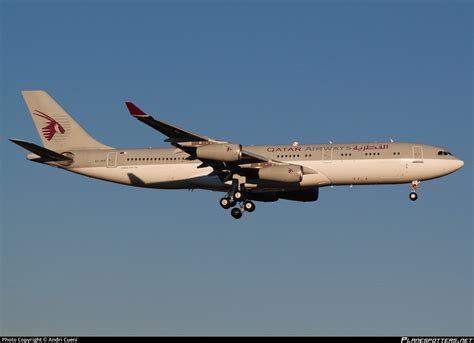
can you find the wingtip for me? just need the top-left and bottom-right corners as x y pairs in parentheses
(9, 138), (23, 144)
(125, 102), (148, 117)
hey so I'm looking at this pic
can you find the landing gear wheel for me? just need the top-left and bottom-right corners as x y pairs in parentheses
(234, 191), (243, 201)
(231, 207), (243, 219)
(243, 201), (256, 212)
(409, 192), (418, 201)
(220, 197), (232, 209)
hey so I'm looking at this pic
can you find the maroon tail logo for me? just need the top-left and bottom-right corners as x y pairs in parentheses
(33, 110), (65, 141)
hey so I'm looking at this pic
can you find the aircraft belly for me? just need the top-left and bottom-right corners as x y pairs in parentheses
(69, 164), (226, 190)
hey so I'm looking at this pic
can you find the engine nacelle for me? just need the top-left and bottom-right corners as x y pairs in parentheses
(258, 165), (303, 183)
(196, 143), (242, 162)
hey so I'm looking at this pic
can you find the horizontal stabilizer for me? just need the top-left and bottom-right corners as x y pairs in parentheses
(9, 139), (73, 162)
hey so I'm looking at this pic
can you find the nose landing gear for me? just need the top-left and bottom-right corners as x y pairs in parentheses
(409, 180), (420, 201)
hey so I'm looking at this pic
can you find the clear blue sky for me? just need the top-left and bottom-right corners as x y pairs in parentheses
(1, 0), (472, 336)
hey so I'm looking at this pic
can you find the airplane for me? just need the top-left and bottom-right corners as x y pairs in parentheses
(10, 91), (464, 219)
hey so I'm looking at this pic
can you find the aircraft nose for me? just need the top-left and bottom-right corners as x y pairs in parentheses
(441, 158), (464, 175)
(454, 159), (464, 170)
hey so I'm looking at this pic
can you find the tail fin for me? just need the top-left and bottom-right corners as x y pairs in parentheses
(22, 90), (111, 150)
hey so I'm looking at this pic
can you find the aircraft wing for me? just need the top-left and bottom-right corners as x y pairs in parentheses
(125, 102), (316, 177)
(126, 102), (271, 161)
(125, 102), (210, 143)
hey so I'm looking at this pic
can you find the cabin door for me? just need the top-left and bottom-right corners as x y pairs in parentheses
(413, 146), (423, 159)
(322, 147), (332, 161)
(106, 152), (117, 168)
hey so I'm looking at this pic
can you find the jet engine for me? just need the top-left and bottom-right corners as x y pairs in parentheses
(258, 165), (303, 183)
(196, 143), (242, 162)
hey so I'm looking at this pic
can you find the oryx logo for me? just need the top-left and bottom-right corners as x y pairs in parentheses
(33, 110), (65, 141)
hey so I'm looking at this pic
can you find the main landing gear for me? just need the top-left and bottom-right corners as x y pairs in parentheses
(219, 188), (256, 219)
(409, 180), (420, 201)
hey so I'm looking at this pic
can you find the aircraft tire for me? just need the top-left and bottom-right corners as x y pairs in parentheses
(243, 201), (256, 212)
(231, 208), (243, 219)
(234, 191), (243, 201)
(220, 197), (232, 209)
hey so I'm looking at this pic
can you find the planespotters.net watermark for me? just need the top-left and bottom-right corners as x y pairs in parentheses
(402, 338), (474, 343)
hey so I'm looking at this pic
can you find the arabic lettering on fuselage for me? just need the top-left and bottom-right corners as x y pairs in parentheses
(266, 144), (389, 153)
(352, 144), (389, 151)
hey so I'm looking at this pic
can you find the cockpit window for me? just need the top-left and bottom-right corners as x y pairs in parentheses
(437, 151), (453, 156)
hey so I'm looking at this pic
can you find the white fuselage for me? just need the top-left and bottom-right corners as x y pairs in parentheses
(40, 142), (464, 193)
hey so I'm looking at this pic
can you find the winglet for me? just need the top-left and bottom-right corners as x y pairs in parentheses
(125, 102), (148, 117)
